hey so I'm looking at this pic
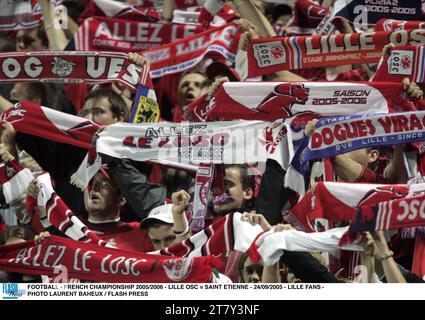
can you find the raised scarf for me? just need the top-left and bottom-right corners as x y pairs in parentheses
(141, 22), (241, 78)
(69, 16), (203, 52)
(79, 0), (160, 22)
(191, 81), (413, 122)
(376, 19), (425, 31)
(0, 235), (219, 283)
(373, 45), (425, 84)
(285, 181), (425, 232)
(0, 160), (33, 204)
(247, 29), (425, 77)
(0, 0), (45, 31)
(0, 51), (142, 91)
(153, 212), (263, 258)
(71, 120), (289, 190)
(316, 0), (425, 35)
(0, 101), (100, 149)
(305, 111), (425, 162)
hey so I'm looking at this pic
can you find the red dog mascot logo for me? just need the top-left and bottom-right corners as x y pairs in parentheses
(255, 83), (310, 117)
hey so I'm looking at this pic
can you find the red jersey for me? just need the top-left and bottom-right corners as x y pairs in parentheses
(84, 219), (154, 253)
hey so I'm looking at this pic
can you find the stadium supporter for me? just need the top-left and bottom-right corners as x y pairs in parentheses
(28, 169), (154, 252)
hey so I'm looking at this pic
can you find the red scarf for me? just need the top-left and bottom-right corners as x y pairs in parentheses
(373, 45), (425, 84)
(0, 235), (219, 283)
(376, 19), (425, 31)
(286, 0), (329, 35)
(142, 23), (241, 78)
(79, 0), (160, 22)
(0, 159), (33, 204)
(187, 81), (414, 122)
(0, 101), (99, 149)
(285, 182), (425, 232)
(349, 193), (425, 234)
(0, 0), (43, 31)
(0, 51), (141, 91)
(71, 16), (203, 52)
(247, 29), (425, 77)
(157, 212), (263, 259)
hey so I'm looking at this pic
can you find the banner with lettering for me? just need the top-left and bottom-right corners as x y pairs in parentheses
(142, 23), (241, 78)
(373, 45), (425, 83)
(376, 19), (425, 31)
(197, 81), (410, 122)
(349, 193), (425, 234)
(316, 0), (425, 34)
(71, 120), (289, 189)
(70, 16), (203, 52)
(305, 111), (425, 161)
(79, 0), (160, 22)
(0, 51), (142, 90)
(247, 29), (425, 77)
(0, 235), (219, 283)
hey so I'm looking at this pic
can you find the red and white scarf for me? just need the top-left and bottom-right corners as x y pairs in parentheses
(79, 0), (160, 22)
(0, 160), (33, 204)
(71, 120), (289, 189)
(0, 101), (100, 149)
(286, 0), (330, 35)
(0, 235), (219, 283)
(247, 29), (425, 77)
(373, 45), (425, 84)
(0, 51), (142, 90)
(190, 81), (413, 122)
(0, 0), (44, 31)
(376, 19), (425, 32)
(71, 17), (203, 52)
(285, 181), (425, 232)
(35, 173), (113, 248)
(154, 212), (263, 258)
(348, 193), (425, 234)
(249, 226), (363, 266)
(142, 23), (241, 78)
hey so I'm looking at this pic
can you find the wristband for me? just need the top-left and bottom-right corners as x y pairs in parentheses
(378, 250), (394, 261)
(174, 225), (190, 237)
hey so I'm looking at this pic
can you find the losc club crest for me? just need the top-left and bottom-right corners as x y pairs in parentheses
(253, 41), (286, 67)
(51, 57), (75, 77)
(5, 164), (16, 178)
(388, 50), (413, 75)
(163, 258), (193, 281)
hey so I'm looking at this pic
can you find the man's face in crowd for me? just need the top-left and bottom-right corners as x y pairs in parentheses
(345, 148), (379, 167)
(80, 97), (121, 124)
(241, 257), (263, 283)
(178, 73), (206, 105)
(147, 224), (178, 250)
(16, 29), (44, 51)
(213, 167), (253, 215)
(84, 173), (123, 217)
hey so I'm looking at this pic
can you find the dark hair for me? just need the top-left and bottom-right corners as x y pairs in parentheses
(0, 32), (15, 52)
(0, 225), (36, 245)
(271, 5), (293, 23)
(85, 89), (130, 121)
(142, 219), (172, 231)
(225, 164), (256, 192)
(25, 83), (59, 107)
(179, 70), (206, 82)
(224, 164), (256, 209)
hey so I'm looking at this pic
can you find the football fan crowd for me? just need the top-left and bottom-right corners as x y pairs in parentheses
(0, 0), (425, 284)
